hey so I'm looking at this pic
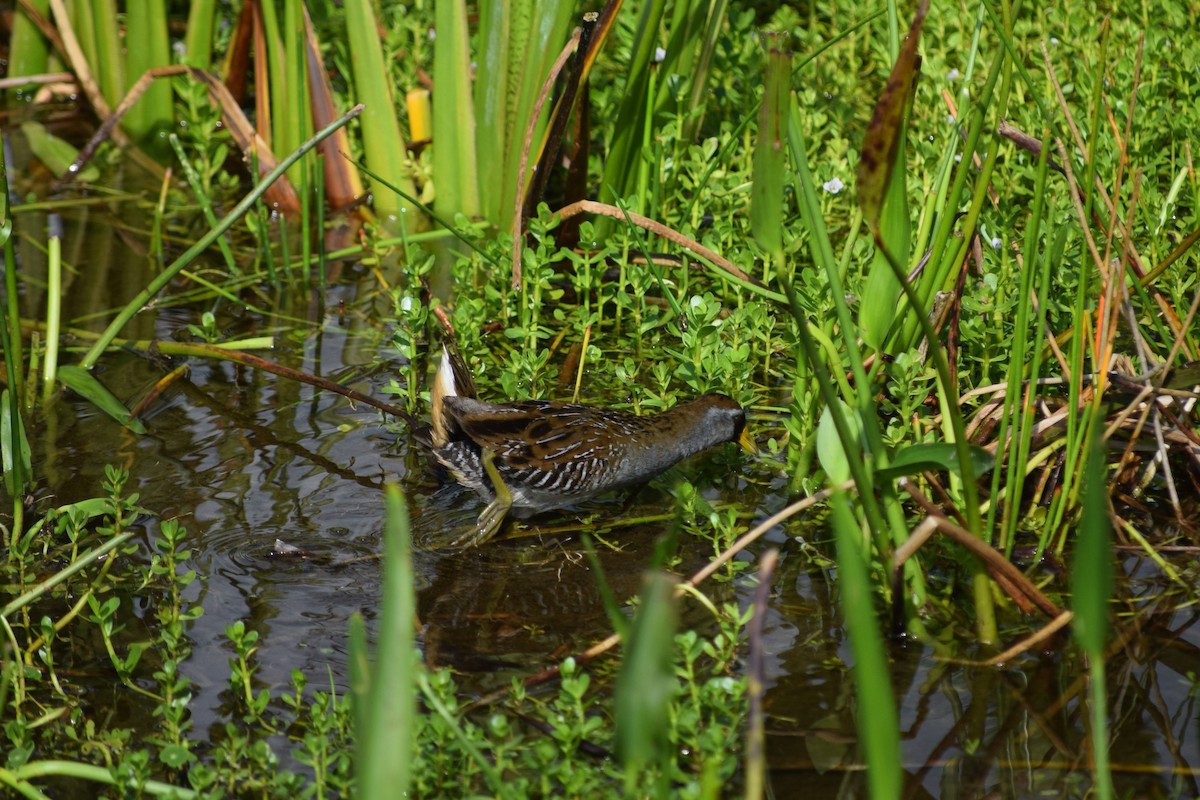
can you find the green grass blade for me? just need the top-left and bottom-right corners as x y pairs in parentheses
(1072, 421), (1112, 657)
(473, 0), (512, 223)
(41, 229), (61, 403)
(679, 0), (729, 142)
(283, 0), (313, 190)
(831, 492), (900, 798)
(496, 0), (574, 228)
(7, 0), (51, 95)
(580, 533), (630, 640)
(183, 0), (216, 69)
(19, 122), (99, 182)
(343, 0), (419, 226)
(91, 0), (124, 108)
(749, 34), (790, 262)
(0, 390), (32, 500)
(433, 0), (480, 219)
(856, 0), (925, 352)
(56, 366), (147, 434)
(598, 0), (667, 222)
(786, 96), (838, 290)
(122, 0), (173, 151)
(1072, 420), (1113, 800)
(616, 571), (678, 795)
(0, 161), (22, 519)
(71, 0), (99, 87)
(352, 485), (416, 799)
(257, 0), (287, 150)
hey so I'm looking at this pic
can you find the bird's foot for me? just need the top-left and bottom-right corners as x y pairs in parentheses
(447, 499), (509, 548)
(448, 447), (512, 548)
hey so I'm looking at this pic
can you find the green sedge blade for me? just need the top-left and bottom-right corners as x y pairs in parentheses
(57, 365), (148, 434)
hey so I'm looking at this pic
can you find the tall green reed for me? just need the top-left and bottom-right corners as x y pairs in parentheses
(344, 0), (420, 227)
(349, 486), (416, 799)
(123, 0), (174, 151)
(1071, 420), (1113, 800)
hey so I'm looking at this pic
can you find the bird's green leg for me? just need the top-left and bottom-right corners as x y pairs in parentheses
(452, 447), (513, 547)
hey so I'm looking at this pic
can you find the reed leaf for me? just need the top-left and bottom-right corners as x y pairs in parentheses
(499, 0), (574, 227)
(0, 390), (31, 499)
(91, 0), (124, 108)
(749, 33), (790, 262)
(350, 486), (416, 799)
(856, 0), (926, 352)
(473, 0), (516, 221)
(1072, 421), (1113, 800)
(831, 492), (901, 799)
(20, 122), (100, 182)
(615, 570), (678, 797)
(71, 0), (98, 83)
(183, 0), (216, 69)
(57, 366), (147, 434)
(678, 0), (728, 143)
(123, 0), (173, 151)
(282, 0), (313, 190)
(343, 0), (419, 226)
(7, 0), (52, 96)
(598, 0), (666, 221)
(433, 0), (480, 219)
(303, 6), (365, 211)
(1072, 424), (1112, 657)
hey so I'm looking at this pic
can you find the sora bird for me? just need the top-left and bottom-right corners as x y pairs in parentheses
(429, 345), (756, 548)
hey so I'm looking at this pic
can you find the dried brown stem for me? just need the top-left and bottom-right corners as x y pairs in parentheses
(551, 200), (759, 286)
(745, 548), (779, 800)
(896, 481), (1062, 619)
(137, 342), (418, 429)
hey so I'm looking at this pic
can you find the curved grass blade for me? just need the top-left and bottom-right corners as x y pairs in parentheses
(19, 122), (100, 182)
(56, 366), (147, 434)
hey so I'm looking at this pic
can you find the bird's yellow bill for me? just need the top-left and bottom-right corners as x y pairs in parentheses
(739, 429), (758, 456)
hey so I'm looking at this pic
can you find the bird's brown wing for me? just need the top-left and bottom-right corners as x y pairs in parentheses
(450, 400), (637, 472)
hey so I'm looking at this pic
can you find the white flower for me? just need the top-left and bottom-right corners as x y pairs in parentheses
(400, 296), (413, 312)
(947, 68), (961, 81)
(654, 47), (666, 63)
(823, 177), (844, 194)
(991, 237), (1002, 250)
